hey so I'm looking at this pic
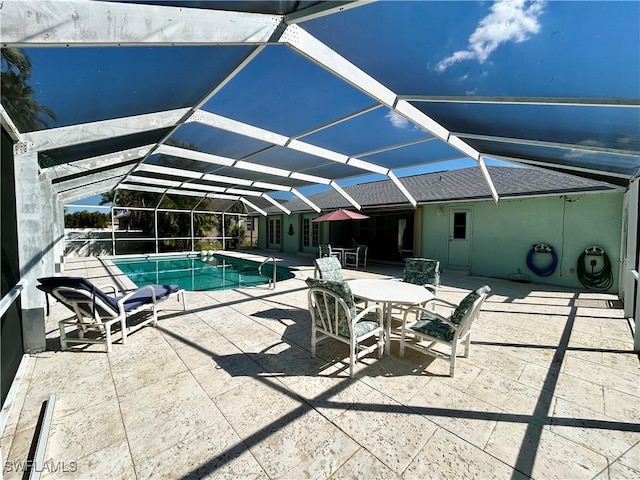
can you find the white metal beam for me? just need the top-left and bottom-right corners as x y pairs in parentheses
(240, 198), (267, 216)
(40, 145), (154, 181)
(53, 164), (135, 193)
(155, 144), (235, 167)
(291, 188), (321, 213)
(454, 131), (639, 157)
(1, 104), (23, 141)
(59, 177), (124, 203)
(262, 194), (291, 215)
(193, 110), (289, 146)
(329, 181), (361, 210)
(285, 1), (373, 24)
(1, 0), (282, 46)
(116, 45), (268, 191)
(387, 172), (417, 208)
(489, 154), (633, 180)
(150, 145), (367, 211)
(22, 109), (189, 152)
(398, 95), (640, 108)
(280, 24), (500, 203)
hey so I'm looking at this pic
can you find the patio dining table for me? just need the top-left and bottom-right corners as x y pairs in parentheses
(347, 278), (434, 354)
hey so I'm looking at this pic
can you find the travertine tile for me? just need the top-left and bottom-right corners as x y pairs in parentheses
(485, 415), (608, 479)
(5, 257), (637, 480)
(281, 363), (377, 421)
(403, 427), (524, 480)
(333, 389), (438, 475)
(518, 363), (605, 413)
(562, 356), (640, 398)
(604, 388), (640, 423)
(460, 344), (528, 381)
(119, 371), (219, 464)
(42, 439), (134, 479)
(466, 370), (546, 418)
(328, 447), (402, 480)
(550, 398), (640, 461)
(407, 378), (502, 449)
(607, 460), (640, 479)
(136, 423), (267, 480)
(107, 330), (188, 396)
(155, 313), (217, 350)
(46, 397), (127, 464)
(616, 441), (640, 471)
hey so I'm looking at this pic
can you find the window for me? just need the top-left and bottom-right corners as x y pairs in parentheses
(303, 219), (310, 247)
(453, 211), (467, 239)
(312, 222), (319, 247)
(268, 218), (281, 245)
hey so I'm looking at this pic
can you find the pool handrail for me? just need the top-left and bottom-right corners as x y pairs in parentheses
(258, 256), (278, 289)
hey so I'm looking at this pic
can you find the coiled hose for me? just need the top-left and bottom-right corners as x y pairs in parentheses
(577, 246), (613, 291)
(526, 243), (558, 277)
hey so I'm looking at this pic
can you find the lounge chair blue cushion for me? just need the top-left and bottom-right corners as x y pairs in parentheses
(38, 276), (119, 316)
(120, 284), (181, 311)
(37, 277), (180, 316)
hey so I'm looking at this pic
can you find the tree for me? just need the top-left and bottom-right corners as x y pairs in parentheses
(101, 170), (219, 250)
(64, 211), (110, 228)
(1, 47), (55, 132)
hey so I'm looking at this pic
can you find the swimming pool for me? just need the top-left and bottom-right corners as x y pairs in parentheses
(112, 254), (294, 292)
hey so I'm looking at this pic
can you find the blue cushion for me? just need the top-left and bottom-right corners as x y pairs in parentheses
(38, 276), (119, 316)
(120, 284), (181, 311)
(38, 277), (180, 316)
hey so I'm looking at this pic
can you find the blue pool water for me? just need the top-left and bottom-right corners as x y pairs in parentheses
(112, 254), (294, 292)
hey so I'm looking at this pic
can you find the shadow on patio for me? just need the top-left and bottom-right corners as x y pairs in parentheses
(2, 254), (638, 479)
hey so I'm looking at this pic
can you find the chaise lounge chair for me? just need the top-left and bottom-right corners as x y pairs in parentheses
(37, 276), (186, 352)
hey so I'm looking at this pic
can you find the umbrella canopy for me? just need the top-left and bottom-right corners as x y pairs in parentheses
(312, 209), (370, 222)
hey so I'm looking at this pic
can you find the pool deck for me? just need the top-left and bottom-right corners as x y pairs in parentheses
(1, 250), (639, 479)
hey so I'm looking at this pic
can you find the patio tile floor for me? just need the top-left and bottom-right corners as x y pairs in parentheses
(2, 251), (639, 479)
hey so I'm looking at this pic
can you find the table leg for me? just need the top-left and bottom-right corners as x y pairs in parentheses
(384, 302), (392, 355)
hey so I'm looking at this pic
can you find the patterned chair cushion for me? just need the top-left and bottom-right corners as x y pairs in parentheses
(411, 318), (455, 341)
(451, 285), (491, 325)
(354, 320), (381, 337)
(314, 256), (344, 282)
(403, 258), (440, 289)
(306, 277), (356, 337)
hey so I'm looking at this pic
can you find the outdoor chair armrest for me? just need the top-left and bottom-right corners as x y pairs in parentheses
(116, 285), (156, 312)
(99, 284), (120, 296)
(353, 303), (384, 326)
(423, 284), (437, 294)
(403, 306), (458, 329)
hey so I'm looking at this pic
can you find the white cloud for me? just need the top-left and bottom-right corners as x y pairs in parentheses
(436, 0), (545, 72)
(385, 110), (411, 129)
(564, 139), (603, 158)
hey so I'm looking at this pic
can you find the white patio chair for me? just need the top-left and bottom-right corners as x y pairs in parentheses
(399, 285), (490, 376)
(306, 277), (383, 377)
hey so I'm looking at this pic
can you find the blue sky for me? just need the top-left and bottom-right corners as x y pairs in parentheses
(22, 1), (637, 212)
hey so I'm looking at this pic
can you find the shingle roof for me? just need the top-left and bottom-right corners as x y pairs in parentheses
(266, 166), (623, 214)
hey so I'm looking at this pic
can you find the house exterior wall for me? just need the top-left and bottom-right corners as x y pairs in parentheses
(420, 192), (624, 292)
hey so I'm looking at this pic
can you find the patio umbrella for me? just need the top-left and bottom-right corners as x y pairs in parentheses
(312, 208), (369, 222)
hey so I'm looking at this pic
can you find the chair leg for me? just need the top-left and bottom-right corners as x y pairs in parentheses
(59, 323), (68, 350)
(120, 318), (128, 345)
(464, 335), (471, 357)
(377, 332), (384, 358)
(349, 340), (356, 378)
(310, 327), (317, 358)
(450, 342), (457, 377)
(105, 325), (113, 353)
